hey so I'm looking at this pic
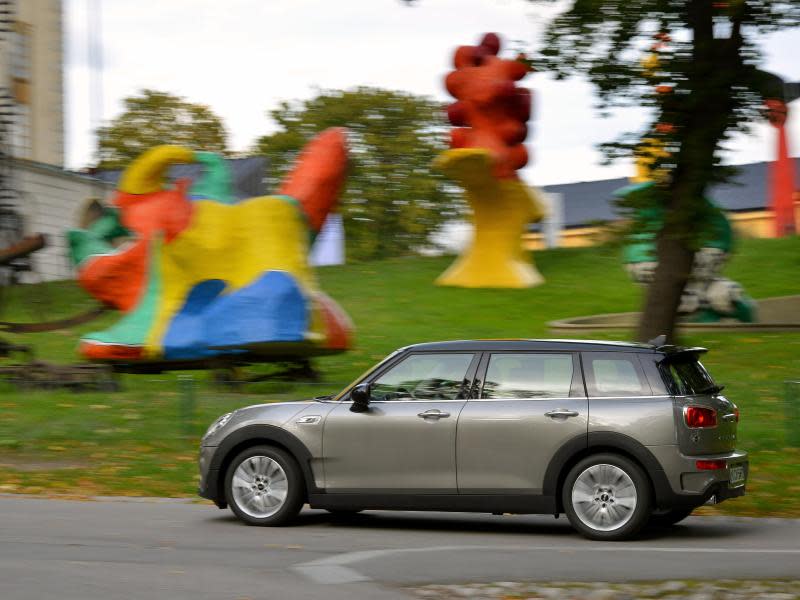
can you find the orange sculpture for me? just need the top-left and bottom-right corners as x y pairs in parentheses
(435, 33), (545, 288)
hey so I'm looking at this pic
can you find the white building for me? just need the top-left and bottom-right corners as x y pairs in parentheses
(1, 0), (64, 165)
(12, 158), (110, 281)
(0, 0), (113, 283)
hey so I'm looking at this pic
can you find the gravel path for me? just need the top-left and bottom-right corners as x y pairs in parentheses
(412, 580), (800, 600)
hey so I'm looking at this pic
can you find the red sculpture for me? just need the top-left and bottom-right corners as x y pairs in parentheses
(765, 98), (797, 237)
(434, 33), (545, 288)
(444, 32), (532, 180)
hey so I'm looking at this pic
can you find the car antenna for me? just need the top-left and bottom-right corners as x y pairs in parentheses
(647, 334), (667, 347)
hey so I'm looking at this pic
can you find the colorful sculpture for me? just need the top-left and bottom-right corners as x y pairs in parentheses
(435, 33), (545, 288)
(619, 41), (757, 323)
(67, 129), (354, 366)
(618, 150), (756, 324)
(761, 72), (799, 237)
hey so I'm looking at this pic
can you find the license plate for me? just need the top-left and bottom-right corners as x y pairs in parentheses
(729, 464), (746, 487)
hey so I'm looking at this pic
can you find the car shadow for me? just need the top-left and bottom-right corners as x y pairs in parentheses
(637, 521), (742, 541)
(301, 510), (569, 535)
(279, 509), (744, 541)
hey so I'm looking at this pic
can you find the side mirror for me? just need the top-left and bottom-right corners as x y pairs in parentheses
(350, 383), (371, 413)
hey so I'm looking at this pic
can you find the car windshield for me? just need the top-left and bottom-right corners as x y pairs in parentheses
(663, 357), (718, 395)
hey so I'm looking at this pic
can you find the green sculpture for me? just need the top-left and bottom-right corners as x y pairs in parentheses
(617, 181), (756, 323)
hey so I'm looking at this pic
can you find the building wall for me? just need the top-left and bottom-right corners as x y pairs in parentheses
(0, 0), (63, 166)
(13, 159), (110, 281)
(522, 205), (800, 251)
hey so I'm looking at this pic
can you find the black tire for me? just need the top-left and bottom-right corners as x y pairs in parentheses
(649, 507), (694, 528)
(224, 445), (305, 526)
(562, 453), (652, 541)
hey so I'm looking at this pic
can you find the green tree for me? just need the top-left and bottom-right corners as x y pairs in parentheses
(528, 0), (799, 341)
(255, 87), (458, 261)
(95, 89), (228, 169)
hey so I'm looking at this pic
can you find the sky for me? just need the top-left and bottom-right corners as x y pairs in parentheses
(64, 0), (800, 186)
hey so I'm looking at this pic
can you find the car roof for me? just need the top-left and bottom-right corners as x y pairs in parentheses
(401, 339), (659, 353)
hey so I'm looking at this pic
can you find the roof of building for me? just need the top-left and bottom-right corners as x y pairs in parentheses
(539, 157), (800, 229)
(95, 155), (268, 199)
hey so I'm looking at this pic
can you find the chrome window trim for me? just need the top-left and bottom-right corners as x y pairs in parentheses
(448, 395), (675, 402)
(589, 395), (673, 400)
(467, 396), (576, 402)
(365, 399), (468, 404)
(466, 395), (673, 402)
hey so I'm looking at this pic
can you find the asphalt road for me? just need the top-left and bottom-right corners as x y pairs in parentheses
(1, 496), (799, 600)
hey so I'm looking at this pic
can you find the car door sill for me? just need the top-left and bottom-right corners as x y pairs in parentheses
(308, 493), (556, 514)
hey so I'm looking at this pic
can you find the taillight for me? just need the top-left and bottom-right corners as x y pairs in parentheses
(685, 406), (717, 428)
(734, 407), (740, 423)
(696, 459), (726, 470)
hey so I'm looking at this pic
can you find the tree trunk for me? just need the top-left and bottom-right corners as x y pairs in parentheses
(635, 0), (744, 343)
(636, 229), (695, 343)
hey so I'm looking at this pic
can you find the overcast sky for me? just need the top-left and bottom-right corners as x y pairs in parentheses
(64, 0), (800, 186)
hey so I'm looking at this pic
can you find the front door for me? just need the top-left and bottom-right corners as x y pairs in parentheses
(322, 352), (477, 492)
(457, 352), (587, 493)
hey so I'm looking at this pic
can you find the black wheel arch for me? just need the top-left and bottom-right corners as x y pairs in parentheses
(543, 431), (676, 512)
(207, 425), (321, 506)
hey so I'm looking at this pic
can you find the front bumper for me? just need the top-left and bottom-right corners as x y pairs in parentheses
(198, 445), (225, 507)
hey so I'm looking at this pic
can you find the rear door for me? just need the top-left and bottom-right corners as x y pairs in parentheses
(583, 351), (676, 446)
(456, 352), (587, 494)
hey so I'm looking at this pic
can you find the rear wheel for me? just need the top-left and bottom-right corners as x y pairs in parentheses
(563, 453), (652, 541)
(225, 445), (305, 526)
(649, 507), (694, 528)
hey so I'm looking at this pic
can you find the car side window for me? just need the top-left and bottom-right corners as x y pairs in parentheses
(582, 352), (651, 397)
(638, 355), (670, 396)
(370, 353), (475, 401)
(482, 353), (574, 399)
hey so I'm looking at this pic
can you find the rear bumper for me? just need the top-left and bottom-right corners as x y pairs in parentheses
(647, 446), (748, 510)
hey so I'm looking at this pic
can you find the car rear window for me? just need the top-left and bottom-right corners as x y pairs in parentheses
(662, 358), (717, 396)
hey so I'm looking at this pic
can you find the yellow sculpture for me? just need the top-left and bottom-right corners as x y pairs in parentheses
(435, 149), (545, 287)
(435, 32), (545, 288)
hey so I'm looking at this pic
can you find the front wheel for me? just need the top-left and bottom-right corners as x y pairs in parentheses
(562, 453), (652, 541)
(224, 445), (305, 526)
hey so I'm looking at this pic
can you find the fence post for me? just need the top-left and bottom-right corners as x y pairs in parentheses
(785, 380), (800, 448)
(178, 374), (196, 436)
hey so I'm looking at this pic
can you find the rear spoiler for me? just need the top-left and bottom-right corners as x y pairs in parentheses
(656, 346), (708, 363)
(646, 336), (708, 363)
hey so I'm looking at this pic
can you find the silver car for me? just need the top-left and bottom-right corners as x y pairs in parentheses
(198, 339), (748, 540)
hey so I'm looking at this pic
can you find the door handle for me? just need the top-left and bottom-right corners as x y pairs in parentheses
(545, 409), (580, 419)
(417, 409), (450, 419)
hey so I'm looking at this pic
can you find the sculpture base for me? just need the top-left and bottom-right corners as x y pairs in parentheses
(434, 148), (545, 289)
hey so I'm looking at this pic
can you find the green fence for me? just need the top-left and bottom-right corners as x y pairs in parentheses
(786, 380), (800, 448)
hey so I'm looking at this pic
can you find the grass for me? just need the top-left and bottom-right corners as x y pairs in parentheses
(0, 236), (798, 516)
